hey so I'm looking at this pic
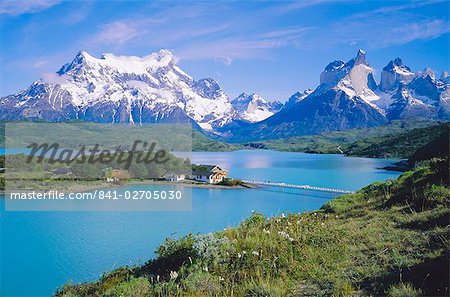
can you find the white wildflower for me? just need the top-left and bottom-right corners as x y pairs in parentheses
(281, 213), (286, 218)
(170, 271), (178, 280)
(263, 228), (270, 234)
(252, 251), (259, 257)
(278, 231), (291, 240)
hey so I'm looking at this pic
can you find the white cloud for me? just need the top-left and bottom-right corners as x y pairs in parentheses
(176, 32), (306, 64)
(387, 20), (450, 45)
(0, 0), (61, 15)
(41, 72), (67, 84)
(91, 21), (141, 45)
(33, 59), (48, 68)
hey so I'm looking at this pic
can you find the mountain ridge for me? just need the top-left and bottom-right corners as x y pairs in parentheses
(227, 50), (450, 141)
(1, 49), (448, 141)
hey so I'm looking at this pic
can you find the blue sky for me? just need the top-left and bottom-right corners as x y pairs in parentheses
(0, 0), (449, 101)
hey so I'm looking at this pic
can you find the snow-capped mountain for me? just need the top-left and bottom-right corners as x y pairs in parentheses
(230, 93), (282, 123)
(1, 49), (448, 141)
(378, 60), (449, 120)
(379, 58), (415, 92)
(0, 50), (234, 131)
(283, 89), (313, 109)
(229, 50), (449, 141)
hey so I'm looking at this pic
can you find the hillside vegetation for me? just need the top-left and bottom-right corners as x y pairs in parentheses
(192, 130), (240, 151)
(57, 156), (449, 296)
(345, 123), (449, 158)
(244, 119), (447, 158)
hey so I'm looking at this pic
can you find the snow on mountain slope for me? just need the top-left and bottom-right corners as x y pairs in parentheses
(228, 49), (449, 141)
(379, 58), (415, 92)
(228, 50), (388, 141)
(377, 61), (449, 120)
(0, 50), (234, 129)
(283, 89), (313, 109)
(316, 52), (449, 121)
(1, 48), (448, 141)
(387, 84), (437, 119)
(316, 49), (381, 111)
(231, 93), (282, 122)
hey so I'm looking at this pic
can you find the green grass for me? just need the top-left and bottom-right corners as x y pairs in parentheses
(56, 157), (449, 297)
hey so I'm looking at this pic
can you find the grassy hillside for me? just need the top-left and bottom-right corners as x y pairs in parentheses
(0, 121), (239, 152)
(1, 119), (442, 154)
(243, 119), (445, 157)
(56, 155), (449, 296)
(192, 130), (240, 151)
(344, 123), (449, 158)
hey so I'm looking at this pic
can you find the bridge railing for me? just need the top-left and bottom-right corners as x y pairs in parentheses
(242, 180), (355, 194)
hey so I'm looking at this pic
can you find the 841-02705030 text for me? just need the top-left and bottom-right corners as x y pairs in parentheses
(8, 190), (183, 200)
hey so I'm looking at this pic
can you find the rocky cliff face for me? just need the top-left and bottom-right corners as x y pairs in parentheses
(379, 58), (415, 92)
(227, 50), (449, 141)
(229, 50), (388, 140)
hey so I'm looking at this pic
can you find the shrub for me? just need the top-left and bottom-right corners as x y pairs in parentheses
(220, 177), (242, 186)
(193, 233), (229, 261)
(387, 283), (422, 297)
(424, 185), (450, 207)
(144, 233), (197, 277)
(103, 277), (151, 297)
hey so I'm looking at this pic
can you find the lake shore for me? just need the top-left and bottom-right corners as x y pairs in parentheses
(0, 178), (257, 196)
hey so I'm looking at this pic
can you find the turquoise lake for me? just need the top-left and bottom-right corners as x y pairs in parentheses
(0, 150), (401, 296)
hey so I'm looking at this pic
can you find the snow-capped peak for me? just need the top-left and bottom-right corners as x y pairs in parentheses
(1, 49), (236, 129)
(317, 49), (378, 105)
(58, 49), (177, 77)
(379, 57), (415, 92)
(353, 49), (368, 66)
(284, 89), (313, 109)
(420, 68), (436, 81)
(231, 92), (282, 123)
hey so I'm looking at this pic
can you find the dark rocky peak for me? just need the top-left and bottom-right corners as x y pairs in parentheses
(57, 50), (92, 75)
(421, 68), (436, 81)
(325, 60), (346, 71)
(383, 57), (412, 72)
(346, 49), (369, 68)
(354, 49), (368, 65)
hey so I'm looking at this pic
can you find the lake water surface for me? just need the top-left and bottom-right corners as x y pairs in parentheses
(0, 150), (401, 296)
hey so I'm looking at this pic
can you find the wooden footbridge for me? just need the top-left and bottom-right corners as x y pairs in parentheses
(242, 180), (355, 194)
